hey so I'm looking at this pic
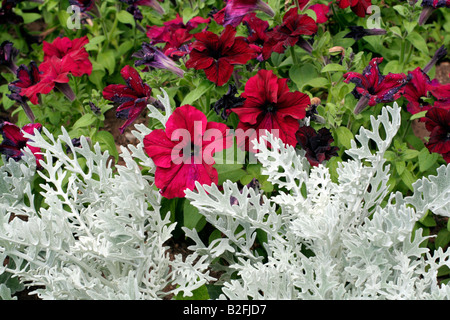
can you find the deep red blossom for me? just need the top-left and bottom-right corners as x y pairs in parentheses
(420, 106), (450, 163)
(185, 25), (257, 86)
(309, 4), (330, 24)
(20, 55), (77, 103)
(8, 61), (41, 105)
(262, 7), (318, 60)
(146, 14), (210, 59)
(216, 0), (275, 27)
(296, 126), (339, 166)
(402, 67), (437, 115)
(68, 0), (95, 11)
(103, 65), (153, 134)
(336, 0), (372, 17)
(0, 121), (43, 166)
(343, 57), (408, 114)
(43, 36), (92, 77)
(143, 105), (231, 199)
(243, 13), (269, 62)
(231, 69), (310, 152)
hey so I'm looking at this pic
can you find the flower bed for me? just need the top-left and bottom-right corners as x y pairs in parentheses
(0, 0), (449, 300)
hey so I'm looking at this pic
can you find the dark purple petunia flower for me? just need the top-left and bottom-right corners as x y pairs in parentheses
(0, 41), (19, 74)
(296, 126), (339, 167)
(419, 0), (450, 25)
(344, 26), (387, 42)
(68, 0), (95, 12)
(132, 43), (184, 77)
(343, 57), (408, 114)
(119, 0), (164, 21)
(0, 121), (43, 166)
(102, 65), (154, 134)
(213, 84), (246, 120)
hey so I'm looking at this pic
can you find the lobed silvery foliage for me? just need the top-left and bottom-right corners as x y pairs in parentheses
(0, 90), (213, 300)
(184, 103), (450, 299)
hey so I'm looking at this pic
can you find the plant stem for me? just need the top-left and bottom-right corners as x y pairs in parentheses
(290, 46), (298, 65)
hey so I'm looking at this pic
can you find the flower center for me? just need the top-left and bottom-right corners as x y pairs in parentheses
(264, 103), (277, 114)
(209, 48), (222, 60)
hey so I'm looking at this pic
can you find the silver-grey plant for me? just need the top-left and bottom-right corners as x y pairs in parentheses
(184, 103), (450, 299)
(0, 90), (213, 299)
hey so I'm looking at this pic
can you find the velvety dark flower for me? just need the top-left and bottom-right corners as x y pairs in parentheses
(119, 0), (165, 21)
(132, 42), (185, 77)
(262, 7), (318, 60)
(0, 0), (23, 24)
(213, 84), (246, 119)
(423, 45), (448, 74)
(20, 55), (77, 103)
(343, 57), (408, 114)
(402, 67), (436, 115)
(89, 101), (101, 115)
(0, 40), (19, 73)
(68, 0), (95, 12)
(420, 106), (450, 163)
(231, 69), (310, 152)
(103, 65), (154, 133)
(43, 36), (92, 77)
(218, 0), (275, 27)
(0, 121), (43, 166)
(143, 105), (231, 199)
(336, 0), (372, 17)
(419, 0), (450, 25)
(242, 13), (269, 62)
(185, 25), (257, 86)
(296, 126), (339, 166)
(343, 26), (387, 42)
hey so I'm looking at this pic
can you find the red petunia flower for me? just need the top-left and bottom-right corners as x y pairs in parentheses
(262, 7), (318, 60)
(143, 105), (231, 199)
(185, 25), (257, 86)
(20, 55), (77, 103)
(336, 0), (372, 18)
(296, 126), (339, 166)
(231, 69), (310, 152)
(242, 13), (269, 62)
(402, 67), (437, 115)
(0, 121), (43, 166)
(343, 57), (407, 114)
(420, 106), (450, 163)
(215, 0), (275, 27)
(43, 36), (92, 77)
(309, 4), (330, 24)
(8, 61), (41, 105)
(103, 65), (153, 134)
(146, 14), (210, 59)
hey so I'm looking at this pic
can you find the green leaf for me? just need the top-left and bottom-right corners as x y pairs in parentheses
(401, 149), (419, 161)
(419, 211), (437, 227)
(175, 284), (210, 300)
(406, 31), (428, 55)
(117, 10), (135, 27)
(289, 64), (317, 90)
(395, 160), (406, 175)
(72, 113), (97, 130)
(20, 13), (42, 24)
(94, 130), (119, 162)
(335, 126), (354, 149)
(400, 169), (415, 191)
(183, 200), (205, 230)
(435, 229), (450, 249)
(97, 50), (116, 75)
(409, 110), (428, 120)
(214, 163), (246, 185)
(181, 80), (214, 106)
(305, 77), (329, 88)
(321, 63), (348, 73)
(418, 147), (438, 172)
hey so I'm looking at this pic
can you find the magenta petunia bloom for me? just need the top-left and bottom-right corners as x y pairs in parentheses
(343, 57), (408, 114)
(185, 25), (257, 86)
(309, 4), (330, 24)
(143, 105), (231, 199)
(336, 0), (372, 17)
(43, 36), (92, 77)
(217, 0), (275, 27)
(262, 7), (318, 60)
(421, 106), (450, 163)
(0, 121), (43, 166)
(103, 65), (153, 134)
(231, 69), (310, 152)
(296, 126), (339, 166)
